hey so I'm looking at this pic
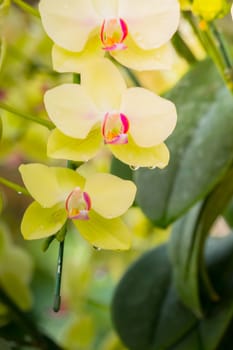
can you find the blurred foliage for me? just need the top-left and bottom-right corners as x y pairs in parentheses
(134, 59), (233, 226)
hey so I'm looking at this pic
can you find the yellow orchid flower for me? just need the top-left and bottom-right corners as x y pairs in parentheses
(45, 59), (177, 168)
(19, 163), (136, 250)
(39, 0), (180, 72)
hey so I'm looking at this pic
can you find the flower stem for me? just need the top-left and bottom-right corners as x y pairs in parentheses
(0, 176), (29, 195)
(209, 22), (233, 90)
(53, 240), (65, 313)
(0, 101), (54, 130)
(53, 222), (67, 312)
(73, 73), (81, 84)
(125, 68), (141, 86)
(209, 22), (232, 70)
(172, 31), (198, 65)
(53, 158), (80, 312)
(184, 12), (233, 91)
(12, 0), (40, 18)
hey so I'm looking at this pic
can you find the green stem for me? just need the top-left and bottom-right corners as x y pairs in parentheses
(125, 68), (141, 86)
(0, 102), (54, 130)
(184, 12), (233, 91)
(190, 14), (225, 70)
(172, 31), (198, 65)
(210, 22), (232, 70)
(67, 160), (83, 170)
(53, 157), (80, 312)
(0, 177), (29, 195)
(12, 0), (40, 18)
(53, 240), (65, 312)
(73, 73), (81, 84)
(202, 25), (225, 71)
(209, 22), (233, 90)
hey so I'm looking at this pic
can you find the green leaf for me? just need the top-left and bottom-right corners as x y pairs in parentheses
(112, 234), (233, 350)
(223, 197), (233, 227)
(170, 166), (233, 316)
(110, 156), (133, 181)
(135, 60), (233, 227)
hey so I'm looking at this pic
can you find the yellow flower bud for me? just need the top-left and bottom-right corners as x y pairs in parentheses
(179, 0), (192, 11)
(192, 0), (230, 21)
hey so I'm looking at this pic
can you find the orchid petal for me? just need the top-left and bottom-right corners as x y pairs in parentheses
(44, 84), (100, 139)
(21, 201), (67, 240)
(81, 58), (127, 111)
(84, 173), (136, 218)
(52, 34), (104, 74)
(121, 87), (177, 147)
(92, 0), (119, 17)
(73, 210), (131, 250)
(119, 0), (180, 49)
(109, 136), (170, 168)
(19, 164), (84, 207)
(39, 0), (100, 52)
(111, 37), (174, 71)
(47, 127), (102, 162)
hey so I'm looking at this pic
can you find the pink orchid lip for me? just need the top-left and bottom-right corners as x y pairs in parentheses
(102, 112), (130, 145)
(65, 187), (91, 220)
(100, 18), (128, 51)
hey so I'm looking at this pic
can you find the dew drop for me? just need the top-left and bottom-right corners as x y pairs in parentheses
(130, 165), (140, 171)
(93, 246), (102, 251)
(148, 166), (157, 170)
(17, 192), (22, 195)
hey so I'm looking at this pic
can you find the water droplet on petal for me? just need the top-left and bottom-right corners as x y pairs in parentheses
(148, 166), (157, 170)
(135, 34), (143, 42)
(93, 246), (102, 251)
(130, 165), (140, 171)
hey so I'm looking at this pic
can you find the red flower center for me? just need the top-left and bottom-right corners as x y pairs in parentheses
(102, 112), (130, 144)
(100, 18), (128, 51)
(66, 187), (91, 220)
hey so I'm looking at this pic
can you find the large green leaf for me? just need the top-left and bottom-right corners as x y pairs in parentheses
(112, 235), (233, 350)
(170, 166), (233, 316)
(135, 60), (233, 227)
(110, 156), (133, 181)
